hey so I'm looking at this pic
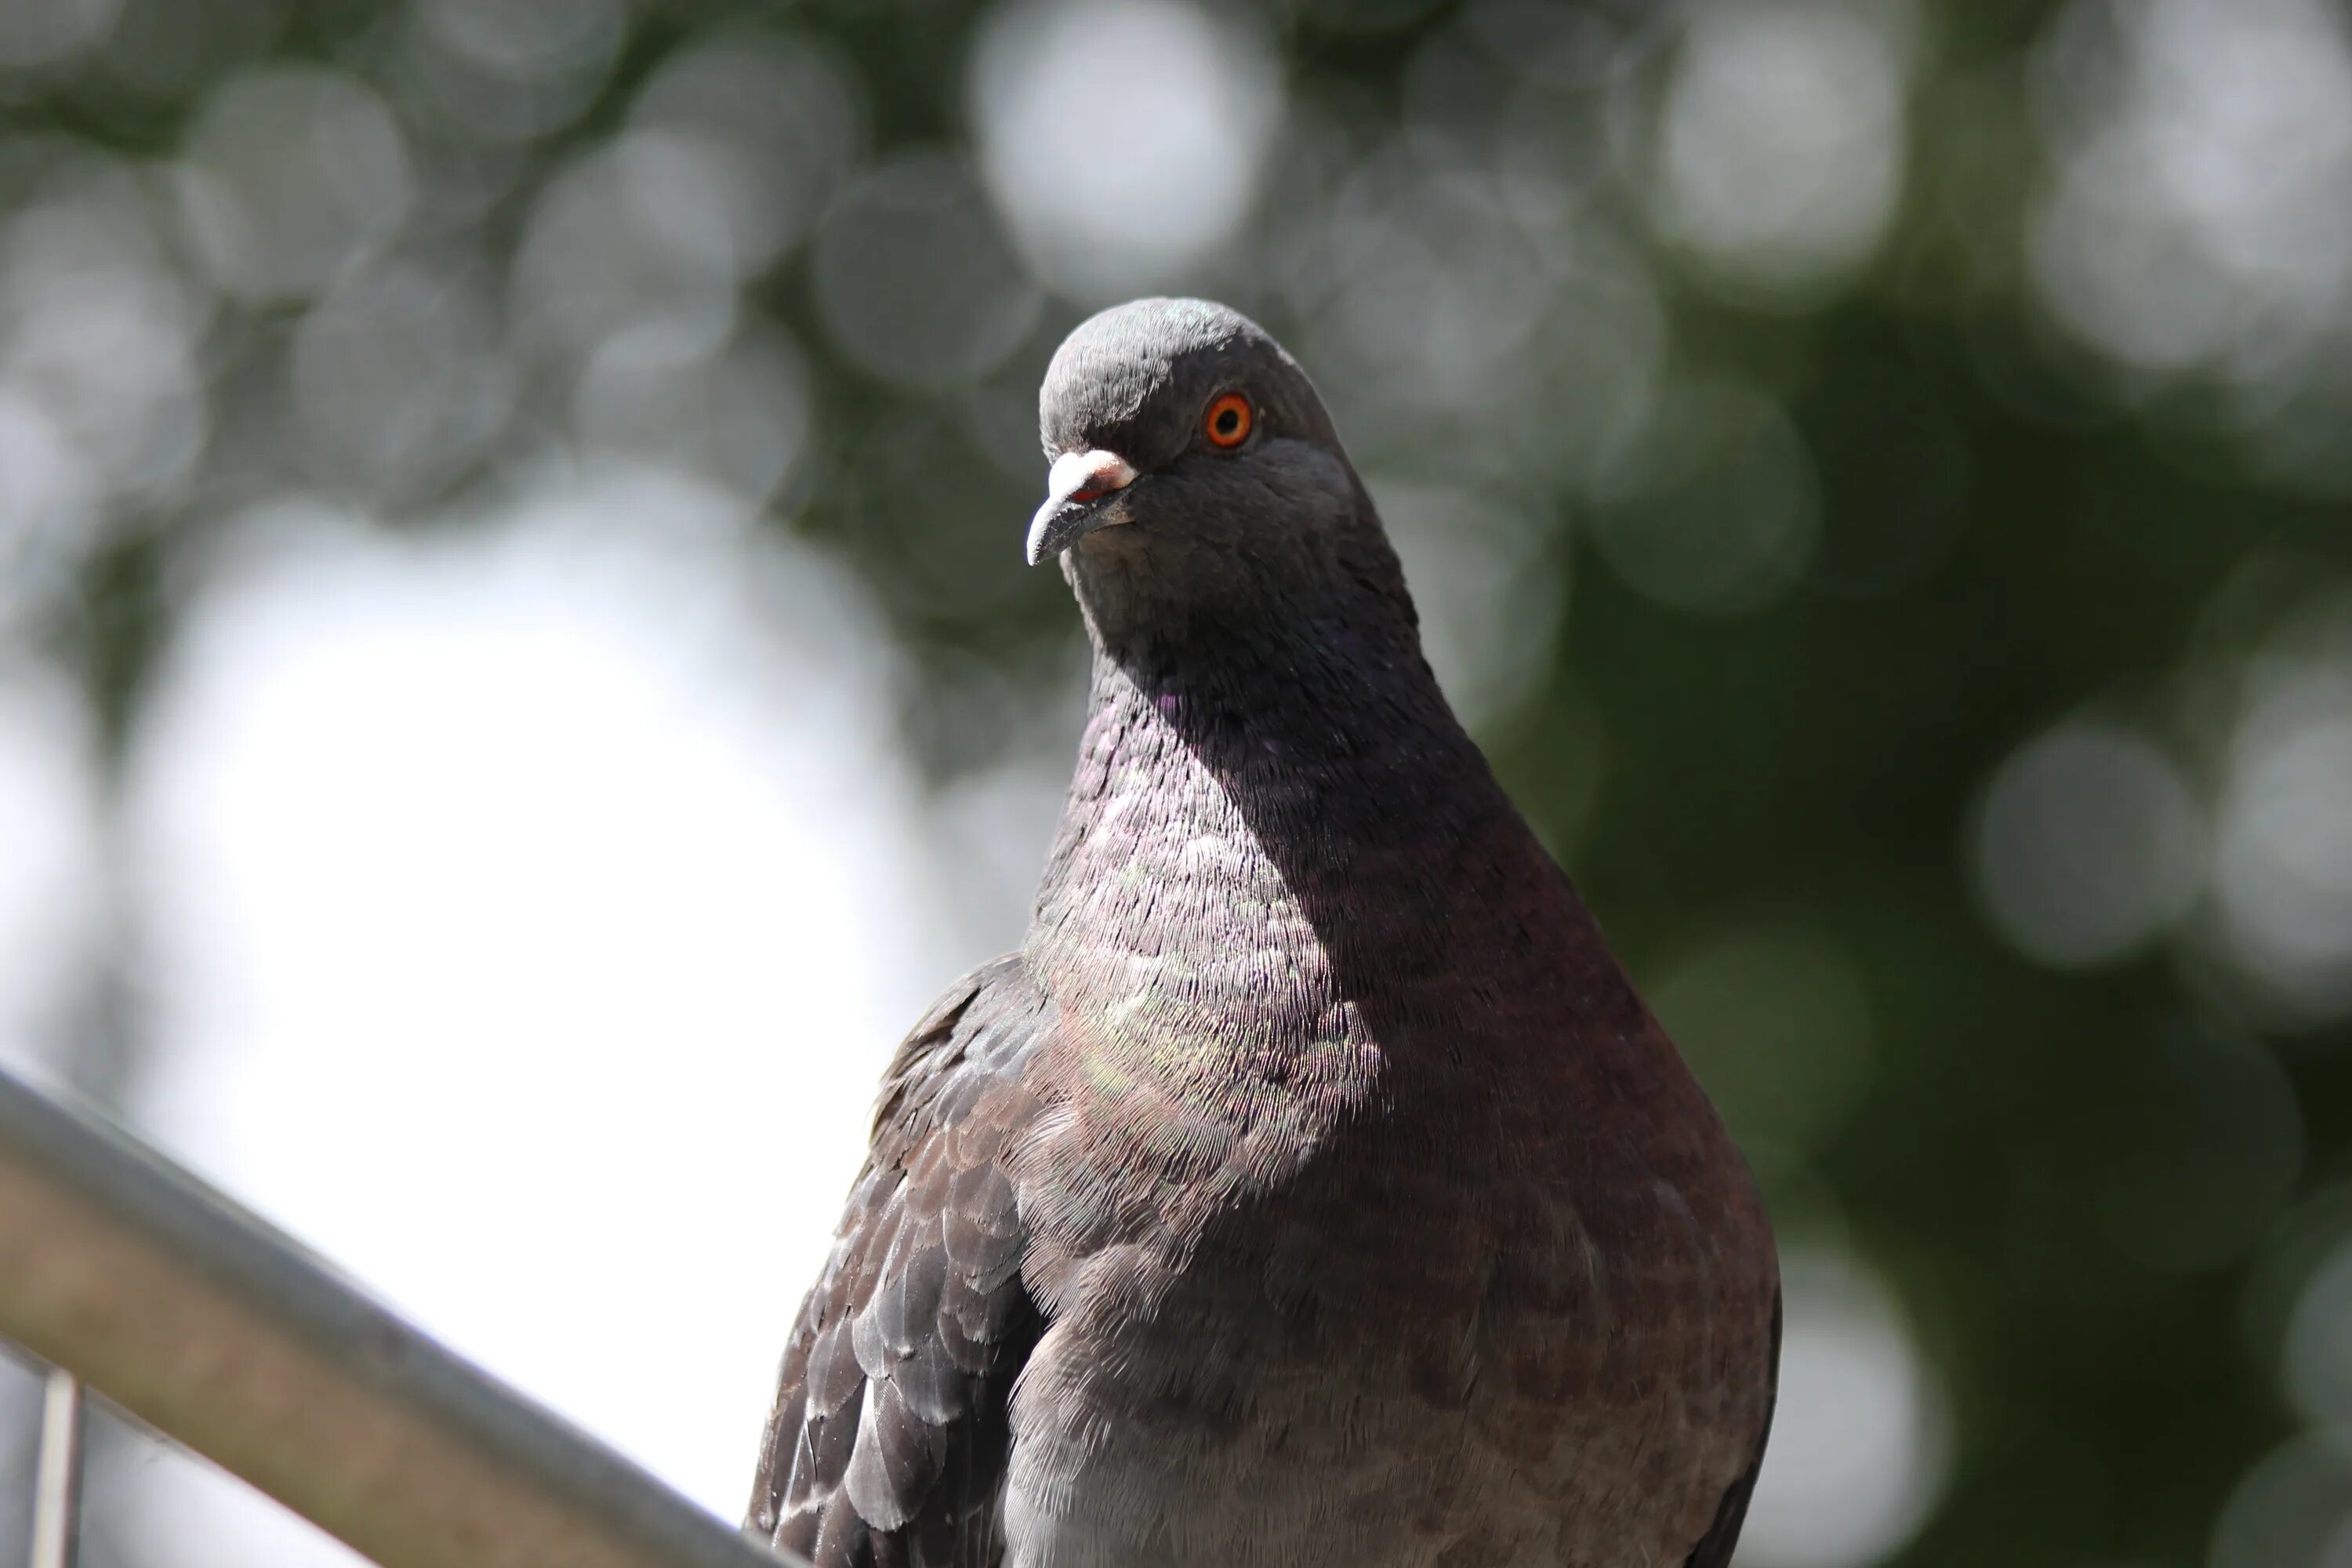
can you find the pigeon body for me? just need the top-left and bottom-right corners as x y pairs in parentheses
(749, 299), (1779, 1568)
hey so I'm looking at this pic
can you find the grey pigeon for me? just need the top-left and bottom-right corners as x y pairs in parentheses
(747, 299), (1780, 1568)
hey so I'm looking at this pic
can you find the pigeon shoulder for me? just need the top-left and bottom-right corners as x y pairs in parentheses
(748, 955), (1056, 1568)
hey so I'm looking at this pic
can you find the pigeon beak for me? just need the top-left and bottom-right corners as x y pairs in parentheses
(1025, 449), (1139, 566)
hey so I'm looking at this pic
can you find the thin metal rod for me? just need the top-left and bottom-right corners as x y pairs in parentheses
(0, 1064), (795, 1568)
(30, 1365), (82, 1568)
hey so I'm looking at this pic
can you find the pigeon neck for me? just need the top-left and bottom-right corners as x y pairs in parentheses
(1025, 620), (1571, 1052)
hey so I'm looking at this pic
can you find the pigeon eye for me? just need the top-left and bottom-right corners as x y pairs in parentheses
(1203, 392), (1253, 449)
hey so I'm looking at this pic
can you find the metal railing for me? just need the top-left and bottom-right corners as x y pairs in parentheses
(0, 1064), (801, 1568)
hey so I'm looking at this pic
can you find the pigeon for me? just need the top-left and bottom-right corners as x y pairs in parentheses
(747, 298), (1780, 1568)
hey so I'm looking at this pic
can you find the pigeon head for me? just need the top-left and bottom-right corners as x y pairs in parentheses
(1025, 299), (1402, 635)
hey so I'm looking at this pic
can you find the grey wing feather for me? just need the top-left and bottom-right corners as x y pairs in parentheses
(1682, 1288), (1783, 1568)
(748, 956), (1052, 1568)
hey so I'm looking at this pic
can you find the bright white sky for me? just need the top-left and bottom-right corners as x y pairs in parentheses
(101, 463), (978, 1562)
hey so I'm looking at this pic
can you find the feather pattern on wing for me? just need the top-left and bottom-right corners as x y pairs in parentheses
(748, 956), (1052, 1568)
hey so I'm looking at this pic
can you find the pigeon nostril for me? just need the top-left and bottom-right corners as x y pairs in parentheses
(1028, 448), (1142, 563)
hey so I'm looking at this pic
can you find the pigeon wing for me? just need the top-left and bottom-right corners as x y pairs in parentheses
(1681, 1288), (1783, 1568)
(749, 956), (1051, 1568)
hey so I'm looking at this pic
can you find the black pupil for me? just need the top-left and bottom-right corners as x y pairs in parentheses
(1215, 408), (1239, 435)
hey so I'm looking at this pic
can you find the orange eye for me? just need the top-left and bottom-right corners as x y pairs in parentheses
(1203, 391), (1253, 448)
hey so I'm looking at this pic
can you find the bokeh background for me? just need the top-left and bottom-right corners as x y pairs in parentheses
(0, 0), (2344, 1563)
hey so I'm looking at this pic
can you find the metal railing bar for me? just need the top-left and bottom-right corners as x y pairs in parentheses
(0, 1064), (799, 1568)
(31, 1364), (83, 1568)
